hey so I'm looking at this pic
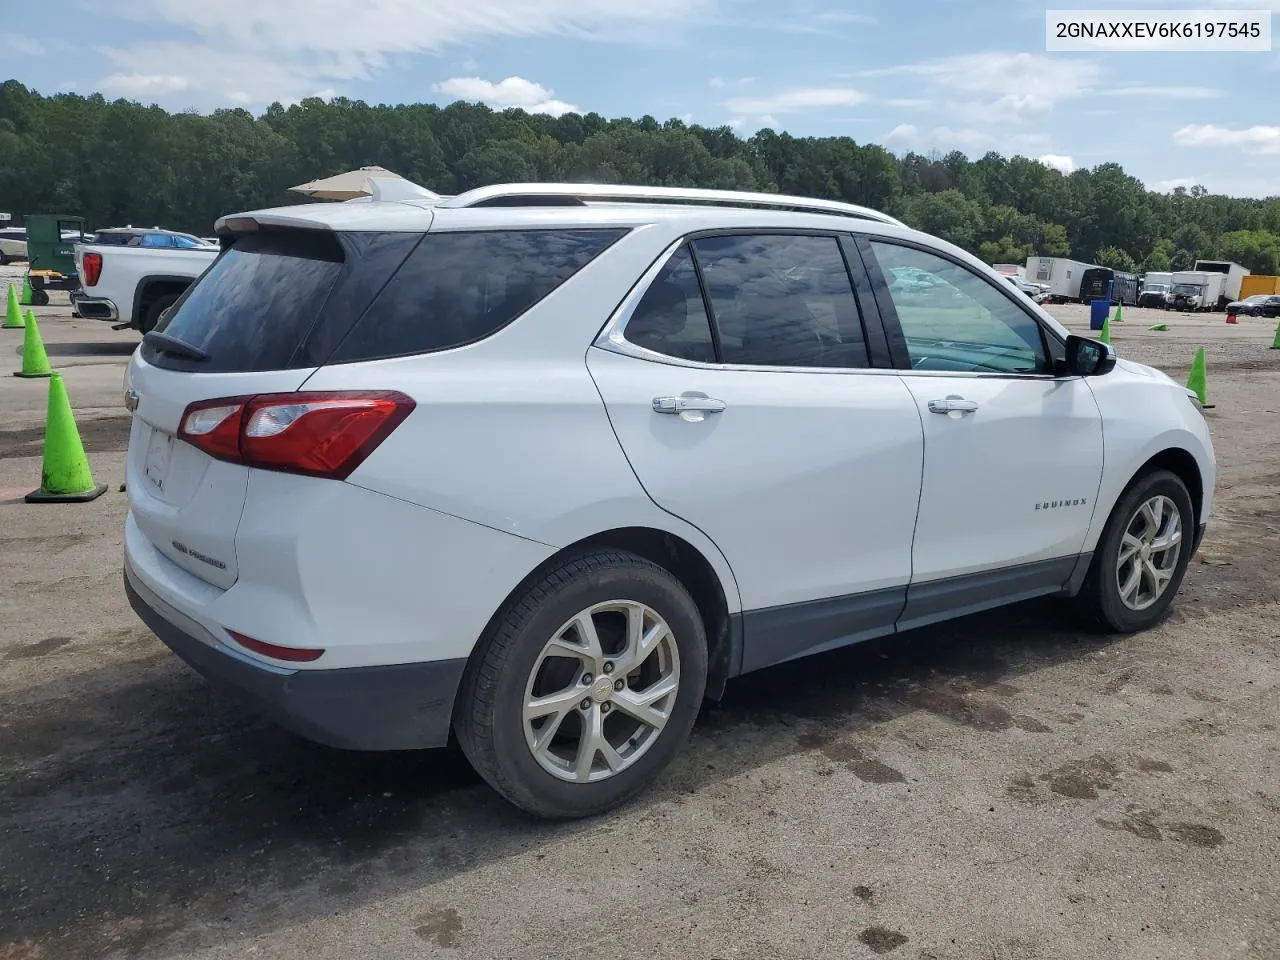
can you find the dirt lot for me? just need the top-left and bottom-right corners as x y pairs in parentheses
(2, 268), (1279, 960)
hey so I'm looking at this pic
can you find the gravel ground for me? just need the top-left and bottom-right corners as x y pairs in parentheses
(2, 267), (1279, 960)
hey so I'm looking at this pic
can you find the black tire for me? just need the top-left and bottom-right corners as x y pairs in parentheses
(0, 250), (8, 266)
(31, 289), (49, 307)
(454, 549), (708, 819)
(140, 292), (178, 333)
(1070, 469), (1195, 633)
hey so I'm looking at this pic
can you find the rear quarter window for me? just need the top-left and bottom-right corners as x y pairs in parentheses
(329, 229), (625, 363)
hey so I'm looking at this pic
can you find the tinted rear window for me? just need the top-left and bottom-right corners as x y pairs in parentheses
(330, 229), (625, 363)
(149, 231), (346, 372)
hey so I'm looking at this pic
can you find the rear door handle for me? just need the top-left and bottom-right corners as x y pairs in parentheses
(927, 397), (979, 415)
(652, 396), (727, 415)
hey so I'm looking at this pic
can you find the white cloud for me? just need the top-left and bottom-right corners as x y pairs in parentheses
(815, 10), (876, 23)
(887, 98), (928, 108)
(882, 122), (1050, 155)
(92, 0), (714, 107)
(435, 76), (579, 116)
(1173, 124), (1280, 155)
(461, 57), (480, 71)
(865, 52), (1101, 122)
(5, 33), (46, 56)
(1155, 177), (1199, 192)
(758, 114), (780, 128)
(1037, 153), (1077, 174)
(866, 52), (1100, 102)
(1099, 84), (1222, 100)
(679, 112), (694, 124)
(709, 76), (725, 88)
(99, 73), (192, 97)
(724, 86), (867, 115)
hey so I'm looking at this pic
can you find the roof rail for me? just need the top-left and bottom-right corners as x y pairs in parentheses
(438, 183), (906, 227)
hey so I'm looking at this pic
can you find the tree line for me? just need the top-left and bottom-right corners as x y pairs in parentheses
(2, 79), (1278, 276)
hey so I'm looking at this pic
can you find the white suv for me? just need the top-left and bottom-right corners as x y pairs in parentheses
(123, 182), (1215, 819)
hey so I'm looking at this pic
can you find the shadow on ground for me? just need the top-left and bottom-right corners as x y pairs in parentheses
(38, 340), (140, 358)
(0, 599), (1134, 958)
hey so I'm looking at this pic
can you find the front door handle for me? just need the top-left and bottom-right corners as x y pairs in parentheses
(652, 396), (727, 415)
(927, 397), (979, 415)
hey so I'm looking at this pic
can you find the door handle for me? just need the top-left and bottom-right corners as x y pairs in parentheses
(927, 397), (979, 415)
(652, 396), (727, 415)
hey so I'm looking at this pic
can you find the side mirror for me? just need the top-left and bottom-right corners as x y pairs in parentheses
(1063, 334), (1116, 377)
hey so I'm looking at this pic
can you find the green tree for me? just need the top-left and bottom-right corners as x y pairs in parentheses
(1095, 246), (1138, 273)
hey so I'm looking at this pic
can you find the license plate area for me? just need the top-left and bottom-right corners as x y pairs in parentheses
(144, 429), (174, 493)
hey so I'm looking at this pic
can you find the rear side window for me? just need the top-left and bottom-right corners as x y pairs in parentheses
(330, 229), (624, 363)
(152, 231), (345, 372)
(692, 234), (869, 368)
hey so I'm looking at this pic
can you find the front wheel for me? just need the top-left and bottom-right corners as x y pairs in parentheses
(1070, 469), (1195, 632)
(455, 550), (708, 819)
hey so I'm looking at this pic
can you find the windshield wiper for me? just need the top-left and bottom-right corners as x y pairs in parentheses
(143, 331), (210, 362)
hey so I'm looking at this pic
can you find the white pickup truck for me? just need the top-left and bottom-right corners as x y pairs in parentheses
(71, 230), (219, 332)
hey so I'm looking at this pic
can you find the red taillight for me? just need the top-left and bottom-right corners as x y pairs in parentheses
(177, 391), (414, 480)
(227, 629), (324, 663)
(82, 252), (103, 287)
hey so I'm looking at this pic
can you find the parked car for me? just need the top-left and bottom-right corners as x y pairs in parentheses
(123, 181), (1216, 820)
(1225, 294), (1280, 318)
(1004, 275), (1049, 303)
(0, 227), (28, 265)
(1137, 282), (1169, 308)
(71, 232), (219, 330)
(89, 227), (216, 249)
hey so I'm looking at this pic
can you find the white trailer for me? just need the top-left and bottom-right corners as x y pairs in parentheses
(1025, 257), (1097, 302)
(1193, 260), (1251, 306)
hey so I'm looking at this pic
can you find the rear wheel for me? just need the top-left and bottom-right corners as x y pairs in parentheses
(31, 289), (49, 306)
(1071, 469), (1194, 632)
(455, 550), (707, 819)
(140, 292), (178, 333)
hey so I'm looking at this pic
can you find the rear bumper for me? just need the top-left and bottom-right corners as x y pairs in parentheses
(70, 292), (119, 321)
(124, 560), (466, 750)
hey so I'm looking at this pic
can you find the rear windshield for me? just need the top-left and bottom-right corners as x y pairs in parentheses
(150, 231), (346, 372)
(144, 227), (625, 373)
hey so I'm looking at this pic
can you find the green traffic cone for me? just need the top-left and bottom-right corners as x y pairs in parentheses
(1147, 323), (1168, 332)
(3, 283), (23, 328)
(1271, 321), (1280, 350)
(14, 310), (53, 378)
(1099, 312), (1112, 344)
(25, 373), (107, 503)
(1114, 302), (1124, 323)
(19, 272), (33, 306)
(1186, 347), (1213, 409)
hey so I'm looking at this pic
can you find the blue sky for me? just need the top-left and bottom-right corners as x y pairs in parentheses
(3, 0), (1278, 197)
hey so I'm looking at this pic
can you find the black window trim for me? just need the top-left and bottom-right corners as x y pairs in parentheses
(854, 233), (1067, 380)
(598, 227), (892, 374)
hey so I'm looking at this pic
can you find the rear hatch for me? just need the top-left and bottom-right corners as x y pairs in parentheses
(126, 228), (422, 588)
(126, 220), (627, 591)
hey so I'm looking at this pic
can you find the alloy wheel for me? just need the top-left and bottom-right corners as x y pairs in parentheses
(522, 600), (681, 783)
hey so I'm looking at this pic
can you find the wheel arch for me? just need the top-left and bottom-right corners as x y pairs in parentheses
(1136, 447), (1204, 533)
(471, 526), (740, 702)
